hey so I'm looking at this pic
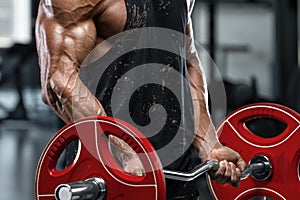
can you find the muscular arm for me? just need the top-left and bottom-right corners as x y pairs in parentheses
(36, 0), (144, 175)
(35, 0), (106, 123)
(185, 0), (221, 157)
(186, 1), (246, 185)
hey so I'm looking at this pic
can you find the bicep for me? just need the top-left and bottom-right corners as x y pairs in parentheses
(36, 8), (97, 76)
(36, 11), (97, 66)
(185, 4), (208, 101)
(185, 0), (200, 68)
(35, 5), (97, 101)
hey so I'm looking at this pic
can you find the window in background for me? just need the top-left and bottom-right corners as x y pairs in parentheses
(0, 0), (31, 48)
(192, 1), (274, 100)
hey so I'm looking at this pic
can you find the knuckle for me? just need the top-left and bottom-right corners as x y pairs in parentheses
(235, 168), (241, 177)
(231, 175), (237, 182)
(224, 172), (231, 178)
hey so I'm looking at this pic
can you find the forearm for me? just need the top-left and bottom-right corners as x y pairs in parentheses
(187, 63), (221, 158)
(42, 71), (106, 123)
(38, 39), (107, 123)
(185, 0), (246, 181)
(38, 53), (107, 124)
(185, 4), (221, 157)
(188, 67), (246, 186)
(192, 99), (222, 158)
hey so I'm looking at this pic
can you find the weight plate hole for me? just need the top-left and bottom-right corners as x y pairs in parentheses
(108, 135), (145, 176)
(56, 139), (80, 170)
(245, 118), (287, 138)
(250, 197), (274, 200)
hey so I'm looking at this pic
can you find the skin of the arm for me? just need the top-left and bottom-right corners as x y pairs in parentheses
(35, 0), (107, 124)
(35, 0), (144, 175)
(186, 0), (246, 187)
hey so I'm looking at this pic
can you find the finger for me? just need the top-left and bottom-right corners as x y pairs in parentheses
(236, 157), (247, 171)
(229, 162), (237, 183)
(215, 161), (226, 180)
(223, 160), (232, 179)
(235, 167), (241, 178)
(124, 165), (145, 176)
(132, 167), (145, 176)
(229, 162), (242, 188)
(232, 168), (241, 188)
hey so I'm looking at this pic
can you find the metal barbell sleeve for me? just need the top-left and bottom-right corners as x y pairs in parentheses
(55, 178), (106, 200)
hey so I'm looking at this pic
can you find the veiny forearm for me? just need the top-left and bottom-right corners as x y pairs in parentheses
(185, 1), (221, 157)
(47, 60), (107, 123)
(38, 47), (107, 124)
(187, 63), (221, 158)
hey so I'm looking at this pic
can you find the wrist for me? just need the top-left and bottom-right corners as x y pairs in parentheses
(198, 141), (223, 161)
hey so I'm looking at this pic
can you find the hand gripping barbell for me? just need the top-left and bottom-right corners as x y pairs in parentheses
(54, 155), (272, 200)
(35, 103), (300, 200)
(208, 103), (300, 199)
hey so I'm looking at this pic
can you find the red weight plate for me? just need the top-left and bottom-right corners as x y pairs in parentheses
(35, 116), (166, 200)
(208, 103), (300, 199)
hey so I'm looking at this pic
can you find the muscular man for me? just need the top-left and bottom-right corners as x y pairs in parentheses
(36, 0), (246, 199)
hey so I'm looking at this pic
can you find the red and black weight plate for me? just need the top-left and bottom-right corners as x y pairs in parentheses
(208, 103), (300, 199)
(35, 116), (166, 200)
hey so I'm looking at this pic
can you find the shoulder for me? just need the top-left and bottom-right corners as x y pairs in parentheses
(39, 0), (104, 25)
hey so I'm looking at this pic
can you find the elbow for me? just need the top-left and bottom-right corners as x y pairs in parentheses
(40, 84), (55, 107)
(40, 88), (50, 106)
(40, 77), (61, 107)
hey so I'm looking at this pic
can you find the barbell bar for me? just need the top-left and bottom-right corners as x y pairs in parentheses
(55, 155), (272, 200)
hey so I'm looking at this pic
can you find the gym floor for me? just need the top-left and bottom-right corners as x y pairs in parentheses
(0, 89), (57, 200)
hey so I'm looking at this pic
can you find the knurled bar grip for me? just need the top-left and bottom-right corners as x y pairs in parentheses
(164, 160), (266, 181)
(163, 160), (219, 182)
(164, 155), (271, 181)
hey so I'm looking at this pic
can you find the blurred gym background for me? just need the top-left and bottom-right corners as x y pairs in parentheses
(0, 0), (298, 199)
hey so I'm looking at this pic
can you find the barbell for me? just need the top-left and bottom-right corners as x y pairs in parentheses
(54, 155), (272, 200)
(35, 103), (300, 199)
